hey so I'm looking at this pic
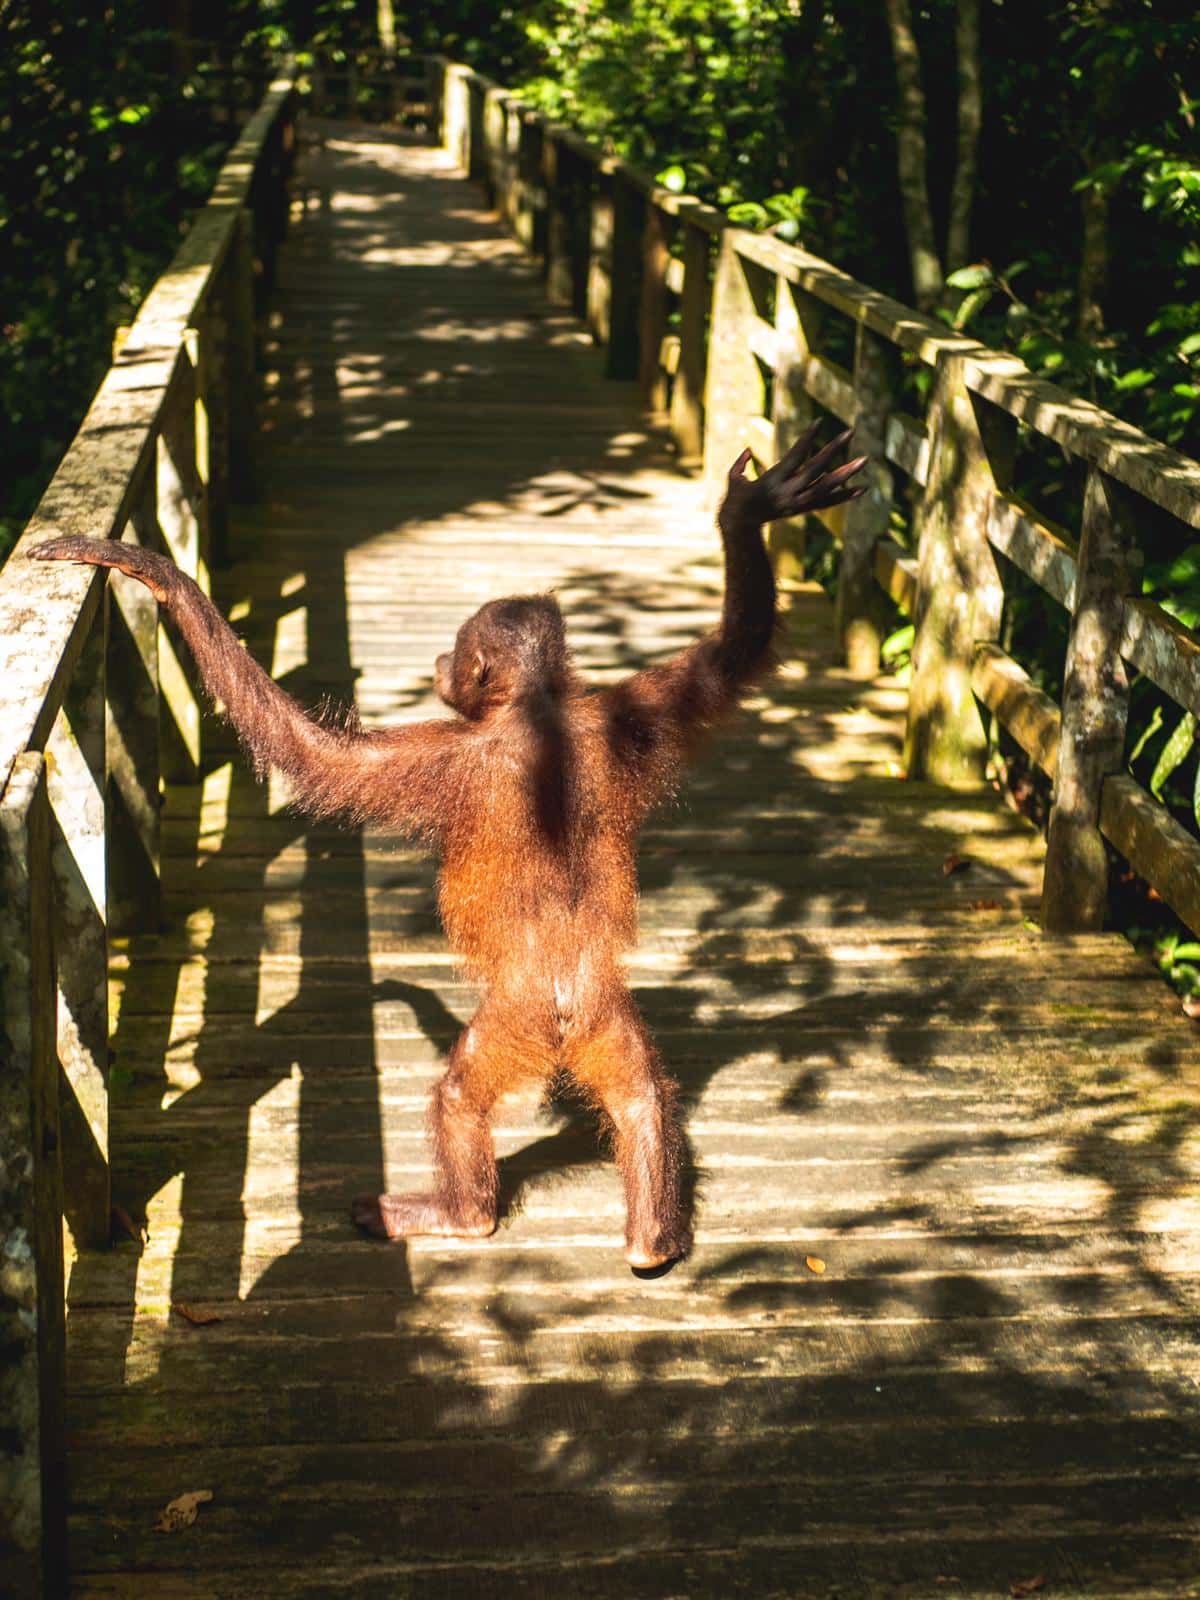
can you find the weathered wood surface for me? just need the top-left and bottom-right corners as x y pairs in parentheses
(64, 122), (1200, 1599)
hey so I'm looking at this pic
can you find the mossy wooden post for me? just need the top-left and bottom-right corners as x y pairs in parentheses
(769, 274), (820, 583)
(481, 87), (506, 210)
(46, 616), (110, 1248)
(703, 235), (765, 493)
(466, 77), (486, 184)
(671, 212), (712, 467)
(606, 171), (643, 381)
(501, 98), (521, 230)
(158, 350), (205, 784)
(567, 147), (593, 319)
(836, 323), (894, 675)
(587, 163), (614, 350)
(517, 111), (544, 256)
(107, 471), (162, 937)
(639, 202), (671, 413)
(197, 293), (230, 567)
(442, 62), (471, 173)
(904, 354), (1007, 785)
(1042, 466), (1135, 930)
(0, 753), (66, 1600)
(229, 208), (258, 501)
(542, 131), (574, 305)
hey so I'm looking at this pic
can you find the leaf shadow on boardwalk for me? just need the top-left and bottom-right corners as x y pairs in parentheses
(62, 123), (1200, 1598)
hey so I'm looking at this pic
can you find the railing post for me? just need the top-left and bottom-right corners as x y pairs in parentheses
(46, 616), (110, 1247)
(670, 212), (712, 468)
(467, 78), (486, 183)
(443, 62), (472, 173)
(542, 130), (573, 304)
(609, 172), (643, 381)
(587, 164), (615, 350)
(836, 323), (894, 675)
(107, 472), (163, 936)
(703, 235), (765, 490)
(194, 291), (230, 567)
(639, 202), (671, 413)
(158, 350), (205, 783)
(1041, 466), (1135, 930)
(229, 208), (258, 501)
(769, 275), (821, 582)
(482, 87), (506, 209)
(0, 752), (66, 1599)
(517, 111), (544, 255)
(904, 354), (1009, 786)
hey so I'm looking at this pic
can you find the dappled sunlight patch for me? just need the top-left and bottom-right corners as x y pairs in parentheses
(117, 1173), (184, 1387)
(237, 1064), (303, 1302)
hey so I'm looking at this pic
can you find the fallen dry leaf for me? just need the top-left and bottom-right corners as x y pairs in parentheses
(155, 1489), (213, 1533)
(172, 1301), (222, 1327)
(111, 1204), (147, 1245)
(942, 853), (971, 876)
(805, 1256), (827, 1275)
(1010, 1579), (1046, 1598)
(1182, 995), (1200, 1020)
(967, 898), (1004, 912)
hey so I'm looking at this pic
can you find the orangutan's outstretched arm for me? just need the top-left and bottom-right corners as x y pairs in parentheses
(31, 538), (463, 836)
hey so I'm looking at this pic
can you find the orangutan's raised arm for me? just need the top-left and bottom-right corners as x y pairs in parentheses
(600, 423), (867, 808)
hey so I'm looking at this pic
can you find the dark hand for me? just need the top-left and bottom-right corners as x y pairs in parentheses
(719, 421), (868, 532)
(30, 536), (173, 603)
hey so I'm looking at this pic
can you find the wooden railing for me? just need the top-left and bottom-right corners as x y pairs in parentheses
(431, 55), (1200, 944)
(0, 67), (297, 1595)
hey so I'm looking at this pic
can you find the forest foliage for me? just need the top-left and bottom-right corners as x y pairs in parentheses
(4, 0), (1200, 972)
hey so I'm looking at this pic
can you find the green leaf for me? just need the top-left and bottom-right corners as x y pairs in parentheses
(946, 264), (994, 290)
(656, 164), (687, 193)
(1128, 704), (1164, 765)
(1150, 709), (1195, 799)
(1170, 942), (1200, 961)
(1113, 367), (1156, 391)
(953, 285), (994, 330)
(881, 623), (914, 666)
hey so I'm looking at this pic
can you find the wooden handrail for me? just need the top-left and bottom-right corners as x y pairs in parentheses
(0, 65), (296, 1596)
(428, 53), (1200, 945)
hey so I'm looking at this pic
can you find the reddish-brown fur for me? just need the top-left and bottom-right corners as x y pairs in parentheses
(33, 423), (865, 1269)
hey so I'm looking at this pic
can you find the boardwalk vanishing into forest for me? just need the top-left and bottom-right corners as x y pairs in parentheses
(50, 118), (1200, 1597)
(1, 52), (1200, 1593)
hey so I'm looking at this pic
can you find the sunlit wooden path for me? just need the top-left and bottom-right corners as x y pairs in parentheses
(63, 122), (1200, 1598)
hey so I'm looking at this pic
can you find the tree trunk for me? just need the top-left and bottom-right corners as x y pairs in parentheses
(1076, 183), (1109, 340)
(883, 0), (943, 311)
(1075, 0), (1117, 341)
(946, 0), (982, 273)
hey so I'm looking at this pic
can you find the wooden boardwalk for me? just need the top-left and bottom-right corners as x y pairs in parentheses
(63, 123), (1200, 1598)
